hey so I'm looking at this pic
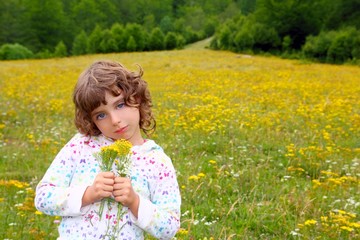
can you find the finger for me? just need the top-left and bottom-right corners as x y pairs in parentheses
(102, 171), (115, 178)
(103, 184), (114, 192)
(114, 177), (129, 184)
(101, 191), (113, 198)
(103, 178), (115, 185)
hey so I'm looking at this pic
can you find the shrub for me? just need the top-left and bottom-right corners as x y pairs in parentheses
(165, 32), (178, 50)
(176, 35), (186, 49)
(326, 27), (358, 64)
(54, 41), (67, 57)
(126, 36), (137, 52)
(303, 27), (360, 64)
(148, 28), (165, 51)
(302, 31), (335, 62)
(252, 23), (280, 51)
(234, 29), (254, 51)
(0, 43), (34, 60)
(35, 49), (53, 59)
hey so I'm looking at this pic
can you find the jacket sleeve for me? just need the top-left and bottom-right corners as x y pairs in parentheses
(129, 153), (181, 239)
(34, 138), (90, 216)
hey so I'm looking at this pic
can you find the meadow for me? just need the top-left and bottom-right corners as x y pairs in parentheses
(0, 49), (359, 239)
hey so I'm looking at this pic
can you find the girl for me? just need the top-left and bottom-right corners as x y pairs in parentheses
(35, 60), (181, 239)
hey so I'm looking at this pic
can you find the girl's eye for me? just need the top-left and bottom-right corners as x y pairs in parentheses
(117, 102), (125, 109)
(96, 113), (106, 120)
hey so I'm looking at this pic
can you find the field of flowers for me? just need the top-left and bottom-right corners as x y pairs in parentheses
(0, 49), (359, 239)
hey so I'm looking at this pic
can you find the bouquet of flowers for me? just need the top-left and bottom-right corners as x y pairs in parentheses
(94, 139), (132, 221)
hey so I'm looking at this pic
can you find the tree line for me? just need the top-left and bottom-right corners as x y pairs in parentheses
(211, 0), (360, 64)
(0, 0), (254, 59)
(0, 0), (359, 64)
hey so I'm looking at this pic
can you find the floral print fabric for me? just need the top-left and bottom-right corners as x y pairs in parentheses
(35, 133), (181, 239)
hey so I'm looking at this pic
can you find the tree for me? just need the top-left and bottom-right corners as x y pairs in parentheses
(160, 15), (174, 33)
(111, 23), (127, 52)
(72, 0), (117, 33)
(125, 23), (147, 51)
(25, 0), (68, 52)
(72, 30), (88, 56)
(100, 29), (117, 53)
(54, 41), (68, 57)
(126, 36), (137, 52)
(165, 32), (178, 50)
(148, 27), (165, 50)
(87, 25), (104, 54)
(324, 0), (360, 30)
(255, 0), (322, 49)
(0, 1), (30, 47)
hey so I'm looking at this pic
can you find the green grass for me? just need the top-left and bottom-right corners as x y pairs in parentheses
(0, 49), (359, 239)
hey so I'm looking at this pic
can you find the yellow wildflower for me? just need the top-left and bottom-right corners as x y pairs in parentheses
(197, 172), (206, 178)
(340, 226), (354, 232)
(35, 210), (43, 215)
(304, 219), (317, 226)
(177, 228), (189, 235)
(188, 175), (200, 181)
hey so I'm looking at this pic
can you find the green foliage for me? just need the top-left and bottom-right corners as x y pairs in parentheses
(282, 35), (292, 52)
(54, 41), (67, 58)
(87, 25), (104, 54)
(176, 35), (186, 49)
(254, 0), (321, 49)
(214, 16), (278, 52)
(110, 23), (127, 52)
(148, 27), (165, 51)
(165, 32), (178, 50)
(99, 30), (117, 53)
(125, 23), (147, 51)
(324, 0), (360, 30)
(26, 0), (68, 52)
(252, 23), (280, 51)
(326, 27), (359, 64)
(203, 17), (218, 37)
(35, 49), (53, 59)
(302, 27), (360, 64)
(0, 0), (359, 63)
(0, 43), (34, 60)
(159, 15), (174, 33)
(126, 36), (137, 52)
(72, 31), (88, 56)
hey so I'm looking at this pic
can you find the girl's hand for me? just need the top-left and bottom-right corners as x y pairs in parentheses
(113, 177), (139, 218)
(82, 172), (115, 207)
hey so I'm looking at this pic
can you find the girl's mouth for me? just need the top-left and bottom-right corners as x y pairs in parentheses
(115, 126), (127, 134)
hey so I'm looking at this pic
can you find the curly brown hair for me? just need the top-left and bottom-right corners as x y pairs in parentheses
(73, 60), (155, 136)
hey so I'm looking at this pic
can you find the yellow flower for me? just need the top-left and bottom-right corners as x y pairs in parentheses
(188, 175), (200, 181)
(340, 226), (354, 232)
(35, 210), (43, 215)
(114, 139), (132, 156)
(304, 219), (317, 226)
(177, 228), (189, 235)
(209, 160), (217, 164)
(198, 172), (206, 178)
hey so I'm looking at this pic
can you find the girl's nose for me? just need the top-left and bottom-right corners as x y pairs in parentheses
(110, 113), (121, 125)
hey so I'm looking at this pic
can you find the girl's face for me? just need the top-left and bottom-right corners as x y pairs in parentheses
(91, 91), (143, 145)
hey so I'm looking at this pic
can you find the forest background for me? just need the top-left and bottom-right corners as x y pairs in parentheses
(0, 0), (359, 64)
